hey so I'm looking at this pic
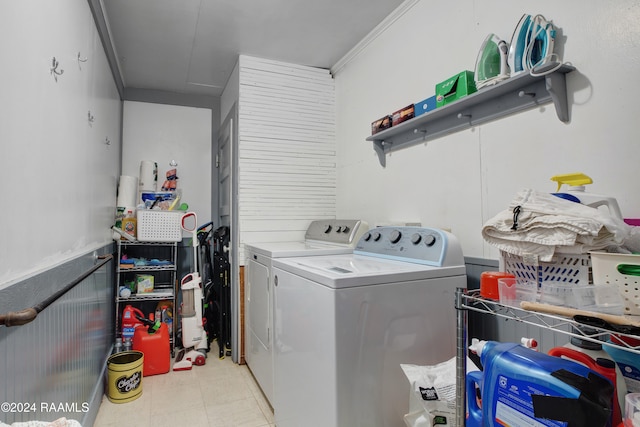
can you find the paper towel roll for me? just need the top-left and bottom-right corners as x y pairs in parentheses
(116, 175), (138, 208)
(139, 161), (158, 192)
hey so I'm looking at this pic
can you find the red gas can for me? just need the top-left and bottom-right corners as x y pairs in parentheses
(133, 322), (170, 376)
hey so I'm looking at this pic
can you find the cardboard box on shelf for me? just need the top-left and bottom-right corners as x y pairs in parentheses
(414, 96), (437, 117)
(391, 104), (415, 126)
(371, 115), (393, 135)
(436, 70), (477, 107)
(136, 274), (154, 293)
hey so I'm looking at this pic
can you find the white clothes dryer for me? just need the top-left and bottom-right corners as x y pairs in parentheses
(271, 226), (466, 427)
(244, 219), (368, 404)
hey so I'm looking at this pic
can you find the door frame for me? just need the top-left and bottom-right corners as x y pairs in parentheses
(218, 104), (240, 363)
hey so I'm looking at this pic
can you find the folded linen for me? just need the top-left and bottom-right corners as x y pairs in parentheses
(482, 189), (630, 262)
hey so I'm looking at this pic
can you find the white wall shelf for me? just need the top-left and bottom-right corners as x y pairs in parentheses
(366, 64), (576, 167)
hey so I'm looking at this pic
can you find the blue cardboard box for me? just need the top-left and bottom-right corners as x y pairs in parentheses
(414, 96), (437, 117)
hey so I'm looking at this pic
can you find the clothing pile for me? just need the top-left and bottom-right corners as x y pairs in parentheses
(482, 189), (637, 262)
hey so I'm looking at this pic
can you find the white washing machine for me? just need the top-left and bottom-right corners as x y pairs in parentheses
(244, 219), (369, 405)
(271, 226), (466, 427)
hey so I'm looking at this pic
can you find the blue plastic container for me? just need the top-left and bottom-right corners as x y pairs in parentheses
(467, 340), (613, 427)
(604, 339), (640, 394)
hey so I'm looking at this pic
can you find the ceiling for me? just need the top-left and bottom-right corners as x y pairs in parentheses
(101, 0), (406, 98)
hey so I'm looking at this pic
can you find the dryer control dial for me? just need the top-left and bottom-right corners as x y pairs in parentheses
(389, 230), (402, 244)
(323, 225), (332, 233)
(342, 226), (350, 233)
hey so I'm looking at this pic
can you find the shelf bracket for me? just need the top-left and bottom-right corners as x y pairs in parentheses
(373, 140), (387, 167)
(545, 71), (570, 123)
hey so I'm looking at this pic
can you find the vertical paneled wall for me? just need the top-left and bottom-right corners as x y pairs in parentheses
(237, 56), (336, 261)
(0, 245), (114, 426)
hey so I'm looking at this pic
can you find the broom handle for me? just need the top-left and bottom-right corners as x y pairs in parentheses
(520, 301), (640, 328)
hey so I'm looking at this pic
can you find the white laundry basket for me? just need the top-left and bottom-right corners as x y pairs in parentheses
(501, 251), (592, 286)
(136, 210), (183, 242)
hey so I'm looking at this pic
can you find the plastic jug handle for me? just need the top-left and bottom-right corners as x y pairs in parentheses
(466, 370), (484, 427)
(549, 346), (622, 426)
(548, 347), (596, 368)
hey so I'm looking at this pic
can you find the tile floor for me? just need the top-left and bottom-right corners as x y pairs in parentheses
(93, 349), (274, 427)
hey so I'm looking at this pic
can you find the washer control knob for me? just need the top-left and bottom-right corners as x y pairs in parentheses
(424, 234), (436, 247)
(411, 233), (422, 244)
(372, 231), (381, 241)
(324, 224), (332, 233)
(363, 232), (372, 241)
(342, 226), (350, 233)
(390, 230), (402, 244)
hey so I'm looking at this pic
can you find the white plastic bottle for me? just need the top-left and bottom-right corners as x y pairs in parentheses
(550, 172), (623, 219)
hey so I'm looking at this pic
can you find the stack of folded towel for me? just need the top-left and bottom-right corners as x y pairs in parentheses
(482, 189), (632, 262)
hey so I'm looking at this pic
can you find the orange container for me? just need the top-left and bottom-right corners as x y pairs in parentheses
(480, 271), (515, 300)
(133, 322), (170, 376)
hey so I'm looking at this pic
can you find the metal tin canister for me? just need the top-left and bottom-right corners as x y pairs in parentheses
(107, 350), (144, 403)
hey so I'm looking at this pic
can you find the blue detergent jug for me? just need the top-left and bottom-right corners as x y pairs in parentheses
(467, 340), (614, 427)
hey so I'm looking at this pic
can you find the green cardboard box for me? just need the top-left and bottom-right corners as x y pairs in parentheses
(435, 70), (477, 107)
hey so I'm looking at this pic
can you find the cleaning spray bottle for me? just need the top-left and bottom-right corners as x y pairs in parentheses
(550, 173), (624, 219)
(467, 339), (614, 427)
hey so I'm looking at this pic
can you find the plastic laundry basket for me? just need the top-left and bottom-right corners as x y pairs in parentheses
(137, 210), (182, 242)
(591, 251), (640, 315)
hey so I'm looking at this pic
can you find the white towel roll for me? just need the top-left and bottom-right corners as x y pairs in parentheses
(139, 161), (158, 192)
(116, 175), (138, 208)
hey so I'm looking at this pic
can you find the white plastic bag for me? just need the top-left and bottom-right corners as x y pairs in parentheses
(401, 357), (479, 427)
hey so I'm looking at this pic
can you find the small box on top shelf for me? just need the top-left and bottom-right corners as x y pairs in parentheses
(391, 104), (415, 126)
(371, 115), (393, 135)
(414, 96), (437, 117)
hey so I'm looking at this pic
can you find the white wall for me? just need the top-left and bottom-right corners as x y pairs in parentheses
(334, 0), (640, 260)
(221, 60), (240, 123)
(0, 0), (122, 288)
(121, 101), (213, 223)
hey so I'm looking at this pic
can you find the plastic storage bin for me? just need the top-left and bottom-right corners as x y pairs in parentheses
(501, 251), (591, 286)
(136, 210), (182, 242)
(591, 251), (640, 315)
